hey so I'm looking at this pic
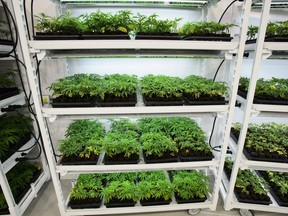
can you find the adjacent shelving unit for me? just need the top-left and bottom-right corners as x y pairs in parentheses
(0, 1), (50, 215)
(10, 0), (253, 215)
(222, 0), (288, 214)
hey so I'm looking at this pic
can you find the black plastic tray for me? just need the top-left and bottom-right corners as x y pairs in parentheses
(83, 34), (130, 40)
(0, 208), (9, 215)
(178, 153), (213, 162)
(140, 199), (171, 206)
(136, 34), (181, 40)
(0, 39), (13, 46)
(0, 88), (20, 101)
(60, 156), (99, 165)
(105, 199), (136, 208)
(234, 188), (272, 205)
(143, 151), (178, 164)
(143, 96), (184, 106)
(238, 89), (288, 105)
(50, 97), (97, 108)
(175, 194), (207, 204)
(103, 154), (140, 165)
(182, 35), (233, 41)
(34, 34), (80, 40)
(246, 37), (288, 44)
(69, 200), (102, 209)
(243, 147), (288, 163)
(230, 130), (239, 144)
(96, 101), (137, 107)
(184, 96), (228, 105)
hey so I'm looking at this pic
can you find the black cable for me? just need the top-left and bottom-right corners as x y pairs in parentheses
(23, 0), (31, 40)
(17, 140), (42, 161)
(1, 0), (18, 55)
(218, 0), (237, 24)
(31, 0), (35, 37)
(209, 117), (221, 152)
(8, 137), (40, 153)
(213, 59), (225, 82)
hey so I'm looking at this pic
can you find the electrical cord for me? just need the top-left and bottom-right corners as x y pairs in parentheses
(0, 0), (18, 56)
(218, 0), (237, 24)
(31, 0), (35, 37)
(209, 117), (221, 152)
(23, 0), (31, 40)
(213, 59), (225, 82)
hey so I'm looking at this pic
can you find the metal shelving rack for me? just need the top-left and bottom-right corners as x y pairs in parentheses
(221, 0), (288, 214)
(0, 2), (50, 215)
(10, 0), (253, 215)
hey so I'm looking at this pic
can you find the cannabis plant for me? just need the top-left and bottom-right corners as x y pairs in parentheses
(109, 119), (139, 133)
(0, 19), (9, 39)
(0, 70), (17, 88)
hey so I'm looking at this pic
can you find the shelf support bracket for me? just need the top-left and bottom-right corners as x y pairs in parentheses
(224, 52), (234, 60)
(262, 49), (272, 59)
(36, 51), (47, 61)
(43, 114), (57, 122)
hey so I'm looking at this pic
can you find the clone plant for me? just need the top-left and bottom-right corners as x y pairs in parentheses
(103, 172), (138, 207)
(137, 117), (170, 135)
(102, 130), (140, 164)
(235, 169), (271, 204)
(183, 75), (228, 104)
(6, 162), (42, 203)
(109, 119), (139, 134)
(140, 132), (178, 163)
(171, 170), (210, 203)
(231, 122), (242, 142)
(97, 74), (138, 106)
(141, 75), (184, 105)
(0, 114), (33, 161)
(239, 77), (288, 104)
(138, 171), (173, 206)
(48, 73), (101, 107)
(69, 174), (103, 209)
(260, 171), (288, 206)
(180, 21), (235, 40)
(168, 117), (213, 161)
(243, 123), (288, 162)
(59, 120), (105, 165)
(0, 70), (20, 100)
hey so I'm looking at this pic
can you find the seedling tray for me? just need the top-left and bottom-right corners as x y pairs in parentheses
(0, 208), (9, 215)
(140, 198), (171, 206)
(59, 156), (99, 165)
(83, 34), (130, 40)
(182, 35), (233, 41)
(50, 96), (97, 108)
(69, 199), (102, 209)
(234, 188), (272, 205)
(105, 199), (136, 208)
(96, 101), (137, 107)
(143, 97), (185, 106)
(0, 88), (20, 101)
(143, 152), (178, 163)
(243, 147), (288, 163)
(0, 39), (13, 45)
(238, 89), (288, 105)
(246, 36), (288, 44)
(136, 34), (181, 40)
(175, 194), (207, 204)
(230, 130), (239, 144)
(184, 97), (228, 105)
(178, 153), (213, 162)
(103, 154), (140, 165)
(33, 34), (80, 40)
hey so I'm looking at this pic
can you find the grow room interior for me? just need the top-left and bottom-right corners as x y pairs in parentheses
(1, 0), (288, 215)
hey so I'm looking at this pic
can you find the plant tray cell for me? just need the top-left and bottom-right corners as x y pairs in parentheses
(0, 208), (9, 215)
(243, 147), (288, 163)
(0, 39), (13, 46)
(33, 34), (80, 40)
(83, 34), (130, 40)
(143, 152), (178, 164)
(50, 96), (97, 108)
(182, 35), (233, 41)
(140, 198), (171, 206)
(175, 194), (207, 204)
(105, 199), (136, 208)
(234, 189), (272, 205)
(103, 154), (140, 165)
(135, 34), (181, 40)
(238, 89), (288, 105)
(69, 199), (102, 209)
(178, 153), (213, 162)
(143, 97), (184, 106)
(59, 155), (99, 165)
(184, 97), (228, 105)
(0, 88), (20, 101)
(246, 37), (288, 44)
(0, 133), (32, 162)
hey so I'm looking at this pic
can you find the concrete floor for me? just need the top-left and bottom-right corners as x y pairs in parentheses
(23, 181), (287, 216)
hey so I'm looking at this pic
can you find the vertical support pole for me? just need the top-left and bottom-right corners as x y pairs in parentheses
(224, 0), (271, 210)
(10, 0), (67, 215)
(211, 0), (252, 211)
